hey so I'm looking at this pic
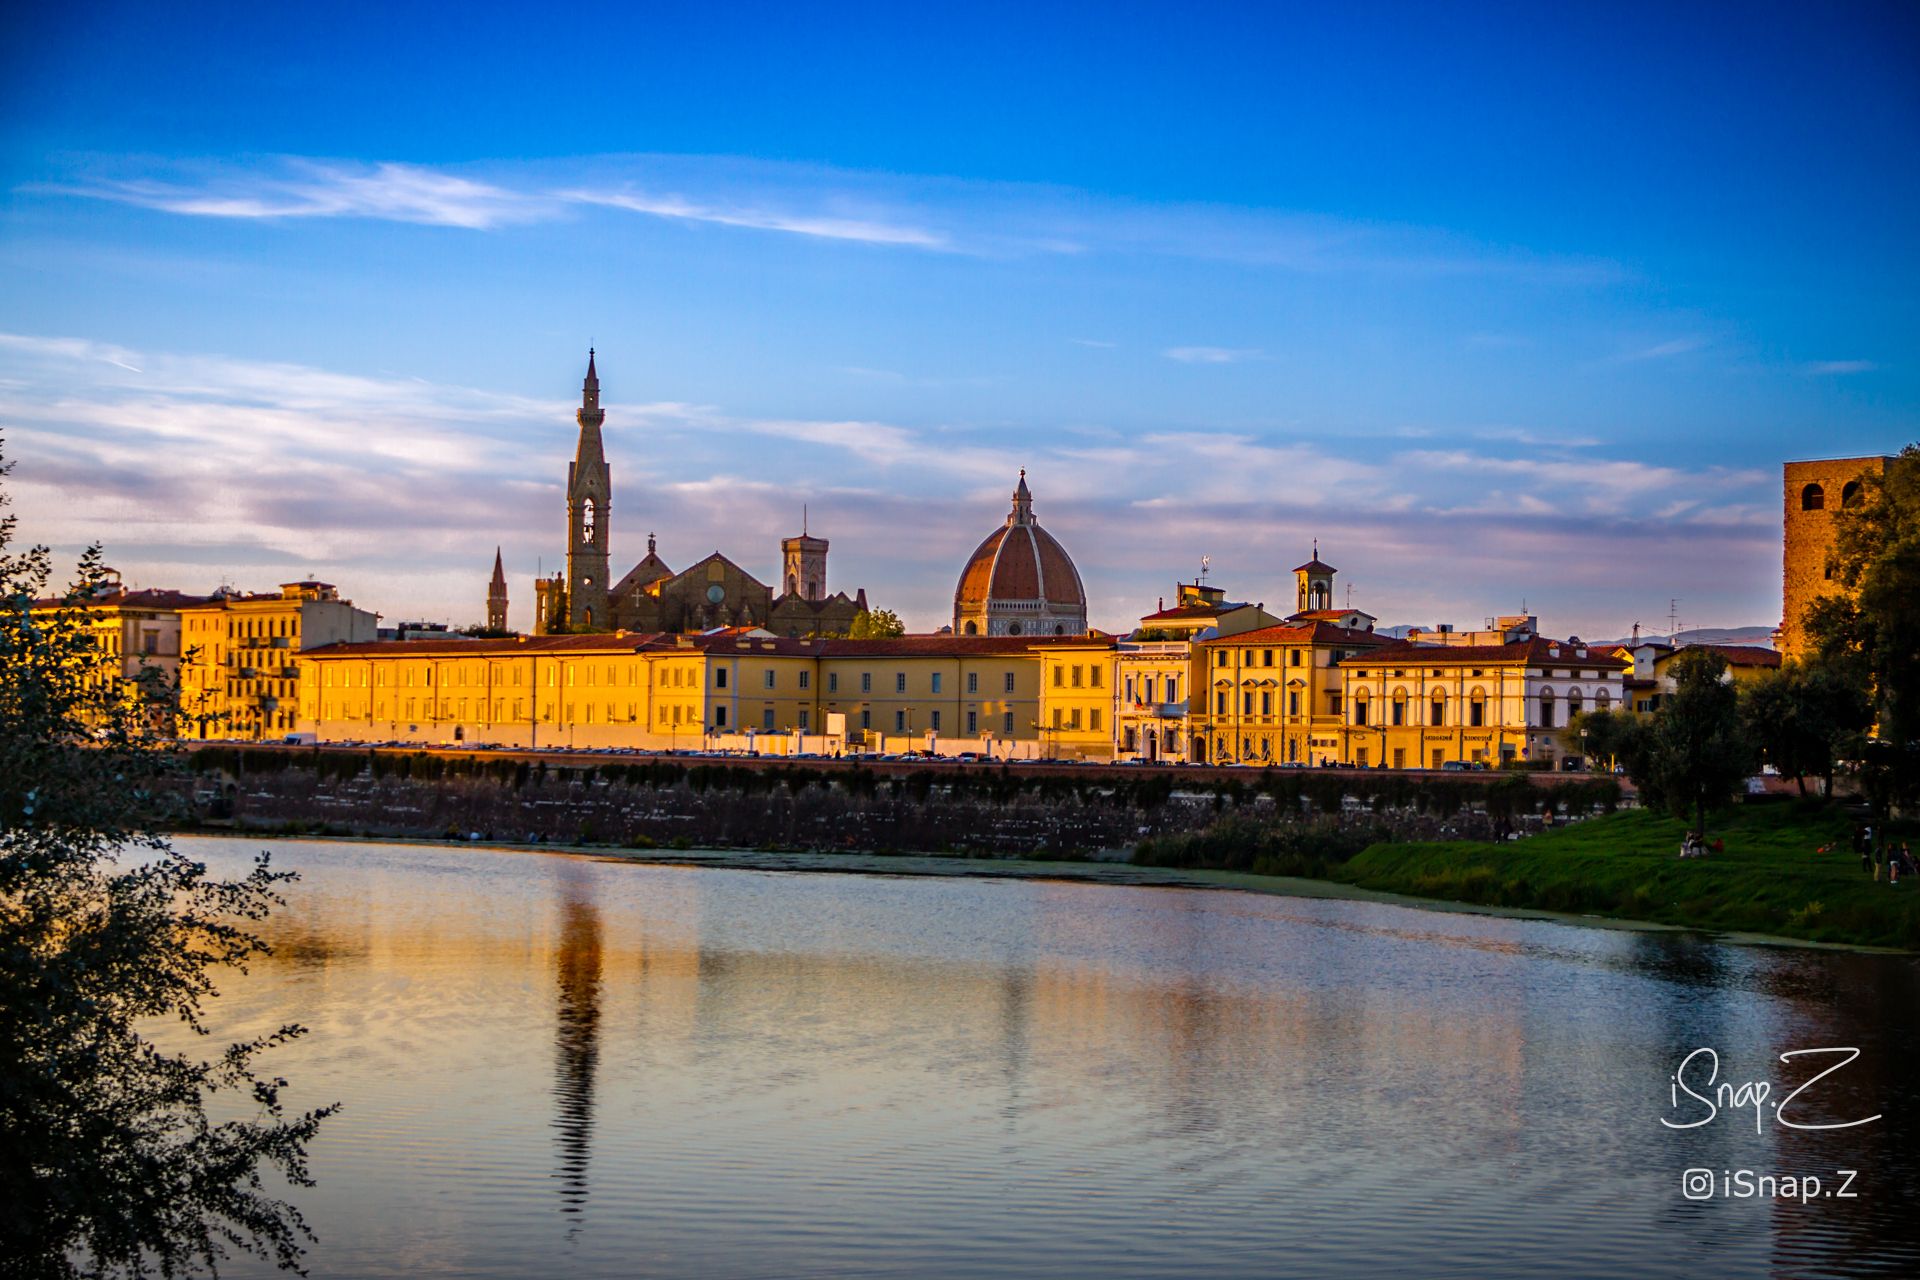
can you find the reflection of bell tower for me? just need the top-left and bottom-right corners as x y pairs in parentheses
(1295, 543), (1335, 613)
(566, 350), (611, 631)
(781, 508), (828, 602)
(552, 885), (602, 1220)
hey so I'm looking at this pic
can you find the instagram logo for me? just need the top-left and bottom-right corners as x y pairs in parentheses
(1682, 1169), (1715, 1200)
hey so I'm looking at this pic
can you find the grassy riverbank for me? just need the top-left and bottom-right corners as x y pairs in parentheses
(1324, 804), (1920, 949)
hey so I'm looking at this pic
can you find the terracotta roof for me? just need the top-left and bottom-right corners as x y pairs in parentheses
(1141, 600), (1250, 621)
(1293, 557), (1336, 574)
(954, 522), (1086, 609)
(1673, 644), (1781, 669)
(33, 588), (215, 610)
(1205, 622), (1393, 648)
(821, 633), (1113, 658)
(1337, 637), (1629, 669)
(305, 633), (676, 659)
(1287, 608), (1373, 622)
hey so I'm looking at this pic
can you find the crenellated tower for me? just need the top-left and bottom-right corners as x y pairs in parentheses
(565, 350), (612, 630)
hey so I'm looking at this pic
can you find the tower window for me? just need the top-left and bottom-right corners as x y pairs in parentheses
(581, 498), (597, 543)
(1842, 480), (1864, 509)
(1800, 483), (1825, 511)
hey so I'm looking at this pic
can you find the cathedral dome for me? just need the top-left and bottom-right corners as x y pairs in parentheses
(952, 472), (1088, 637)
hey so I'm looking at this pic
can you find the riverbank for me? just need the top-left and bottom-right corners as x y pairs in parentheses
(1327, 804), (1920, 950)
(177, 805), (1914, 953)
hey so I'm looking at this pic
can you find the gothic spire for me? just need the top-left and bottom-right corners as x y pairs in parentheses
(490, 546), (506, 588)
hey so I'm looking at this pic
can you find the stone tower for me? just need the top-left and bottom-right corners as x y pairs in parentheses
(565, 350), (612, 631)
(487, 547), (508, 632)
(781, 509), (829, 602)
(1295, 544), (1335, 613)
(1780, 455), (1892, 659)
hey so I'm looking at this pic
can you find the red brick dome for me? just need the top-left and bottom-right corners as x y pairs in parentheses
(952, 472), (1087, 636)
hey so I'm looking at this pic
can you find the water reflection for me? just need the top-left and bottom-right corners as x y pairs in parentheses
(551, 872), (602, 1221)
(173, 837), (1920, 1280)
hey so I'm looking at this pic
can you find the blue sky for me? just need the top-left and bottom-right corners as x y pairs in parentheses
(2, 1), (1915, 636)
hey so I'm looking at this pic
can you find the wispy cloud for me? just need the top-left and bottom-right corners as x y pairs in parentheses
(1162, 346), (1265, 364)
(0, 330), (1779, 637)
(559, 188), (948, 248)
(1070, 338), (1117, 348)
(1803, 359), (1878, 375)
(1612, 336), (1708, 363)
(28, 153), (1625, 280)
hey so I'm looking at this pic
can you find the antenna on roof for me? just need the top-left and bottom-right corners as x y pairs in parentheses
(1199, 554), (1210, 584)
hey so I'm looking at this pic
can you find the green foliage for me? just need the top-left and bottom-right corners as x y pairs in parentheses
(1740, 660), (1872, 795)
(846, 607), (907, 639)
(1338, 803), (1920, 948)
(0, 441), (334, 1276)
(1643, 648), (1754, 835)
(1134, 815), (1383, 877)
(1568, 707), (1651, 777)
(1807, 443), (1920, 812)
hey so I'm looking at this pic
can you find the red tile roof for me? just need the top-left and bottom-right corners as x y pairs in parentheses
(1205, 622), (1393, 647)
(1337, 637), (1629, 669)
(1140, 600), (1251, 622)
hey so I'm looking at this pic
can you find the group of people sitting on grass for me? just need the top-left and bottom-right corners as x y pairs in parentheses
(1679, 832), (1722, 859)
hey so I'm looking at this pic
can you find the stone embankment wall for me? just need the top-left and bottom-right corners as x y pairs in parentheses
(182, 748), (1623, 857)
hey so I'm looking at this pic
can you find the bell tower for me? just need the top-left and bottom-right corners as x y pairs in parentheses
(1294, 542), (1335, 613)
(487, 547), (509, 632)
(565, 349), (611, 630)
(781, 507), (829, 601)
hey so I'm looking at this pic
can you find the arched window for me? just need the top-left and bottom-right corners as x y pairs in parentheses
(1353, 690), (1369, 726)
(1430, 692), (1445, 726)
(1538, 689), (1557, 728)
(787, 574), (797, 595)
(1391, 692), (1407, 726)
(1842, 480), (1864, 509)
(581, 498), (598, 543)
(1469, 691), (1486, 727)
(1801, 484), (1825, 511)
(1054, 624), (1065, 635)
(1568, 689), (1583, 718)
(1595, 689), (1611, 711)
(963, 620), (978, 635)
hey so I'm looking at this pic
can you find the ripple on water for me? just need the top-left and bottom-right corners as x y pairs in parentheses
(156, 836), (1920, 1280)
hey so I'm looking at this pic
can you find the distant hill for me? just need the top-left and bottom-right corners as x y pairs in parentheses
(1590, 626), (1777, 650)
(1377, 624), (1777, 649)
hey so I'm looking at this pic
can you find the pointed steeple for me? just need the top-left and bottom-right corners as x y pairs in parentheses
(486, 546), (509, 631)
(1008, 468), (1034, 526)
(490, 546), (507, 588)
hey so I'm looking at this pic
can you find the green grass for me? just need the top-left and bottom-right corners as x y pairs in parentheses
(1329, 802), (1920, 949)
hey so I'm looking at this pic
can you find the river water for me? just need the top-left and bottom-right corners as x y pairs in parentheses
(167, 836), (1920, 1279)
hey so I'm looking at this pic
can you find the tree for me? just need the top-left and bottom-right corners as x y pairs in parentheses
(1806, 442), (1920, 812)
(846, 607), (906, 639)
(0, 441), (334, 1277)
(1568, 707), (1651, 777)
(1644, 648), (1755, 836)
(1739, 660), (1873, 797)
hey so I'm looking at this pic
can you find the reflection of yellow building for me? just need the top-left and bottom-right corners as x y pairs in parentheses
(297, 628), (1114, 756)
(181, 582), (378, 740)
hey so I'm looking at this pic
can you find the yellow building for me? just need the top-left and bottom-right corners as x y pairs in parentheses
(1116, 582), (1279, 764)
(180, 581), (378, 740)
(1780, 455), (1893, 660)
(1035, 639), (1119, 760)
(1338, 635), (1628, 769)
(30, 574), (211, 730)
(296, 629), (1109, 757)
(1195, 620), (1392, 765)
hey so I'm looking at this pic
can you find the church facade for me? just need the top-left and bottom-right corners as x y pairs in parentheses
(532, 353), (869, 638)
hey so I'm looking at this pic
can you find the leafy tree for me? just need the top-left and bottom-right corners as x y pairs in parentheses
(1739, 660), (1873, 797)
(0, 442), (334, 1276)
(1568, 707), (1651, 777)
(1644, 648), (1755, 837)
(1805, 442), (1920, 812)
(846, 607), (906, 639)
